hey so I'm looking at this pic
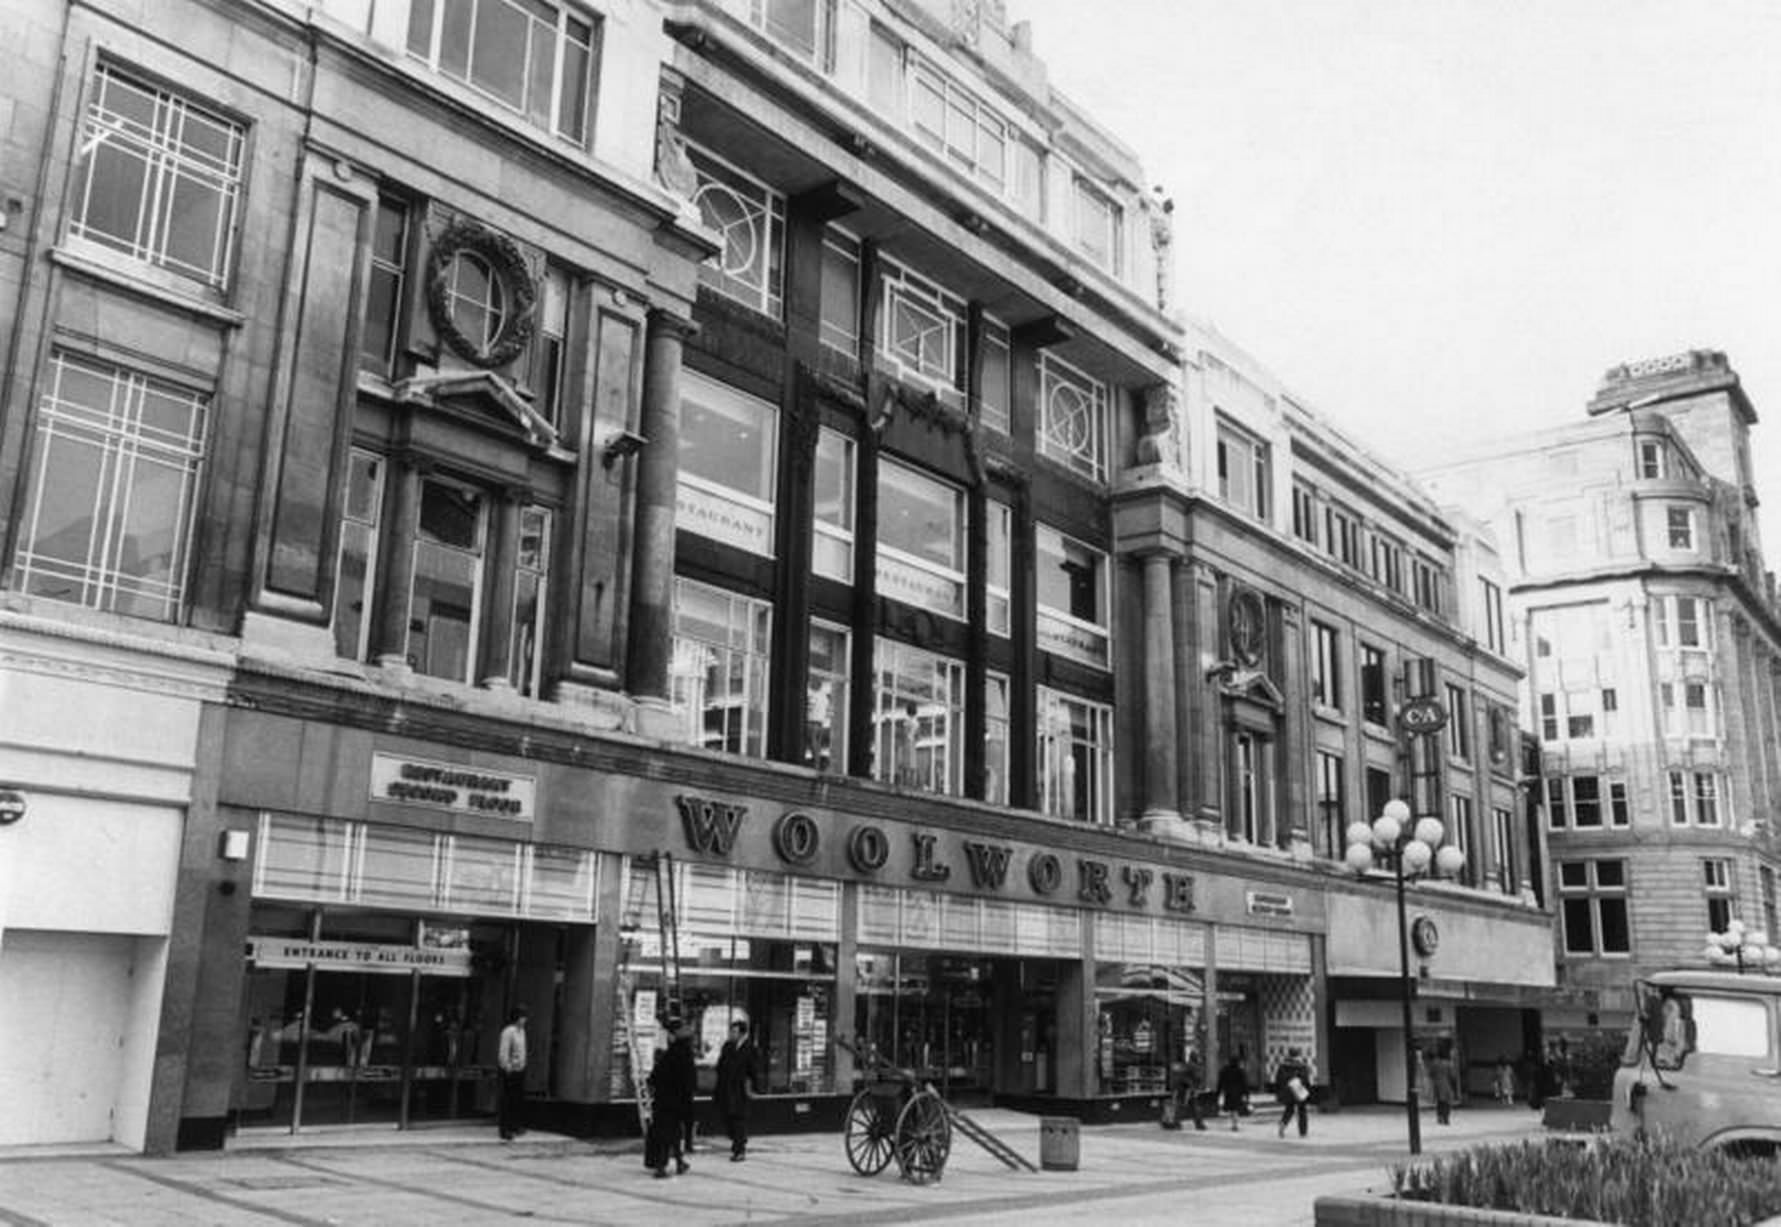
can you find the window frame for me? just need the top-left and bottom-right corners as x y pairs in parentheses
(68, 61), (247, 290)
(1036, 350), (1109, 483)
(1037, 687), (1114, 825)
(676, 370), (780, 558)
(1558, 858), (1631, 957)
(403, 0), (599, 147)
(670, 576), (774, 759)
(1034, 523), (1110, 669)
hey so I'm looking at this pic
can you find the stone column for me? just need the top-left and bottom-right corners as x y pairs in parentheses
(625, 309), (696, 710)
(1137, 550), (1186, 837)
(373, 452), (426, 672)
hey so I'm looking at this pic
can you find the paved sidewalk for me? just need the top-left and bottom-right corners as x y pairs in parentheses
(0, 1103), (1553, 1227)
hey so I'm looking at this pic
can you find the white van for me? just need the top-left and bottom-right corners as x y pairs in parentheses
(1611, 968), (1781, 1156)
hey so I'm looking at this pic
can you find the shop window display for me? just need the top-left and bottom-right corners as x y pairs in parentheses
(1093, 962), (1204, 1097)
(618, 937), (837, 1099)
(853, 952), (995, 1099)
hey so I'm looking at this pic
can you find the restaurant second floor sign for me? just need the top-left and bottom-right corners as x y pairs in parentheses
(370, 753), (536, 820)
(675, 792), (1197, 915)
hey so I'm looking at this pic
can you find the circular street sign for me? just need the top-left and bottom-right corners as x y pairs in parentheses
(0, 788), (25, 826)
(1398, 698), (1449, 734)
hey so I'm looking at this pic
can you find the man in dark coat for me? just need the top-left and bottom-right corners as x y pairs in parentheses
(1272, 1048), (1312, 1138)
(648, 1016), (697, 1178)
(714, 1019), (760, 1161)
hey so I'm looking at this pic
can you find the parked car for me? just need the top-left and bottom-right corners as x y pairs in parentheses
(1612, 968), (1781, 1156)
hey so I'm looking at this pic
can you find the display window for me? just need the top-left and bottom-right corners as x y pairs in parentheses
(1093, 962), (1204, 1096)
(613, 862), (841, 1099)
(854, 951), (995, 1098)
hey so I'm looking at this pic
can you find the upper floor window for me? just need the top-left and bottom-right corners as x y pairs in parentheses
(405, 477), (488, 682)
(750, 0), (834, 69)
(13, 350), (209, 622)
(1669, 770), (1723, 827)
(508, 505), (553, 697)
(688, 143), (785, 319)
(1558, 859), (1631, 956)
(1037, 352), (1109, 483)
(1481, 578), (1506, 654)
(1659, 680), (1715, 739)
(405, 0), (597, 146)
(671, 577), (772, 758)
(360, 195), (411, 375)
(1216, 418), (1270, 521)
(1037, 688), (1113, 825)
(812, 428), (855, 581)
(334, 450), (384, 661)
(818, 228), (860, 357)
(1229, 728), (1275, 845)
(1071, 176), (1122, 275)
(1411, 556), (1442, 614)
(530, 265), (571, 427)
(874, 640), (965, 795)
(986, 500), (1012, 636)
(70, 64), (245, 289)
(1316, 751), (1346, 860)
(1444, 683), (1470, 759)
(1310, 620), (1340, 709)
(1667, 506), (1696, 550)
(880, 259), (965, 398)
(1491, 806), (1516, 895)
(1035, 525), (1109, 669)
(1764, 867), (1779, 942)
(1325, 504), (1359, 567)
(979, 317), (1011, 434)
(1654, 595), (1711, 649)
(876, 460), (965, 619)
(1704, 858), (1735, 932)
(677, 372), (778, 557)
(805, 621), (849, 773)
(866, 22), (905, 116)
(911, 57), (1007, 193)
(1638, 439), (1666, 479)
(1370, 532), (1403, 592)
(1291, 484), (1318, 546)
(1360, 643), (1388, 725)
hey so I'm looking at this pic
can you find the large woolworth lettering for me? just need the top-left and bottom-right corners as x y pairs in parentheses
(1077, 859), (1112, 905)
(773, 811), (820, 865)
(1028, 852), (1062, 895)
(910, 832), (951, 881)
(848, 823), (889, 873)
(962, 841), (1013, 890)
(1122, 865), (1154, 906)
(676, 794), (746, 855)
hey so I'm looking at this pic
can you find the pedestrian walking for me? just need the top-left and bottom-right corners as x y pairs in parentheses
(714, 1018), (759, 1161)
(1182, 1048), (1208, 1130)
(496, 1005), (529, 1141)
(648, 1016), (697, 1178)
(1272, 1048), (1312, 1138)
(1216, 1053), (1249, 1132)
(1426, 1043), (1458, 1125)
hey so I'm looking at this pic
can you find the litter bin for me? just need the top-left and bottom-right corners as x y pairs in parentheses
(1039, 1116), (1079, 1171)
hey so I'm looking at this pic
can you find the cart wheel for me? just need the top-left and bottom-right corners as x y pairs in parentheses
(844, 1088), (896, 1176)
(893, 1088), (952, 1184)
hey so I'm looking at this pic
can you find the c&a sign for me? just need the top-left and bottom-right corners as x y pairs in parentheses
(674, 792), (1195, 916)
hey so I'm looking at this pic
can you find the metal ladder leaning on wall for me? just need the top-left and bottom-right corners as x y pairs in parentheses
(614, 851), (684, 1138)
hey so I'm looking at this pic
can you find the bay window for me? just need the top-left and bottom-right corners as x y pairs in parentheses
(406, 478), (487, 682)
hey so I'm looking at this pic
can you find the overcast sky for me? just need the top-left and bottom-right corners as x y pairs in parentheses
(1008, 0), (1781, 548)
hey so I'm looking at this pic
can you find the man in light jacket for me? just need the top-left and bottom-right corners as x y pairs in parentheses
(497, 1005), (529, 1141)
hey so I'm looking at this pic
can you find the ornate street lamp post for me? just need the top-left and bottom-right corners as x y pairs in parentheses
(1344, 798), (1466, 1156)
(1703, 919), (1781, 974)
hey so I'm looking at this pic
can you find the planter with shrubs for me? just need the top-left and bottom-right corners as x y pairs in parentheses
(1313, 1133), (1781, 1226)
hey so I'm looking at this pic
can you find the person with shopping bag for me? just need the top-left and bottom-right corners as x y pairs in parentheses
(1272, 1048), (1312, 1138)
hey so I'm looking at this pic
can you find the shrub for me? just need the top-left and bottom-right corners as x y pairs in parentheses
(1389, 1133), (1781, 1225)
(1562, 1031), (1625, 1100)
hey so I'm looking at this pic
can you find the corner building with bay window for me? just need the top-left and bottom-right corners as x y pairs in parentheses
(0, 0), (1550, 1154)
